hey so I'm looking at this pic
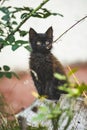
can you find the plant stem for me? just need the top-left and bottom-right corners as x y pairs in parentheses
(53, 15), (87, 43)
(12, 0), (49, 35)
(52, 118), (58, 130)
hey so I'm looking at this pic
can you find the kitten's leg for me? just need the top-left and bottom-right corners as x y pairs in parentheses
(45, 81), (61, 99)
(45, 78), (68, 100)
(30, 71), (44, 95)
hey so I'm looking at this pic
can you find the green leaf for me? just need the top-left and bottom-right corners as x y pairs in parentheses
(24, 45), (32, 51)
(54, 73), (66, 80)
(78, 83), (87, 93)
(47, 114), (54, 119)
(0, 7), (10, 14)
(3, 65), (10, 71)
(15, 40), (28, 45)
(12, 14), (16, 19)
(0, 28), (4, 35)
(5, 72), (12, 78)
(53, 13), (63, 17)
(6, 34), (15, 44)
(12, 21), (18, 25)
(41, 8), (63, 18)
(14, 7), (23, 12)
(0, 72), (4, 78)
(33, 113), (45, 121)
(19, 30), (28, 37)
(0, 38), (4, 42)
(24, 7), (33, 12)
(12, 40), (28, 51)
(21, 13), (28, 19)
(32, 12), (43, 18)
(39, 106), (49, 113)
(0, 38), (9, 46)
(68, 68), (78, 76)
(0, 43), (3, 51)
(12, 44), (20, 51)
(2, 14), (10, 21)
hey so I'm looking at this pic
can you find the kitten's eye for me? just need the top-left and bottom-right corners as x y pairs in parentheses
(36, 41), (41, 45)
(45, 41), (49, 45)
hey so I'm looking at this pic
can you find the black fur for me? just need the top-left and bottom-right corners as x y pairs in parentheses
(29, 27), (68, 100)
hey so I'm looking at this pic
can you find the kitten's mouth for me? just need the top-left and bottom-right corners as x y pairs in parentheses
(46, 44), (52, 50)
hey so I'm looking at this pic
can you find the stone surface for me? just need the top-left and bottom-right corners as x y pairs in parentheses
(17, 96), (87, 130)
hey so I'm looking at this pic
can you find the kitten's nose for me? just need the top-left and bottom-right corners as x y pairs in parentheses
(42, 44), (45, 47)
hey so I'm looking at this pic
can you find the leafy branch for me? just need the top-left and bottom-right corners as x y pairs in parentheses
(0, 65), (19, 79)
(0, 0), (62, 51)
(11, 0), (50, 35)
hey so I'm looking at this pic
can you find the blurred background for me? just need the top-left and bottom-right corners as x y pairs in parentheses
(0, 0), (87, 114)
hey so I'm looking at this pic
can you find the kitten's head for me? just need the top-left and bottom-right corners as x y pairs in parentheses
(29, 27), (53, 53)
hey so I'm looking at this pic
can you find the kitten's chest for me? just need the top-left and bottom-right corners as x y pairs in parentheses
(30, 53), (53, 80)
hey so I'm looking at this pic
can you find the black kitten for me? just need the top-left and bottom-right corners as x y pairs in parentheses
(29, 27), (68, 100)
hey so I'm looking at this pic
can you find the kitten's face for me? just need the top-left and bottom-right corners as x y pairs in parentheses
(29, 27), (53, 53)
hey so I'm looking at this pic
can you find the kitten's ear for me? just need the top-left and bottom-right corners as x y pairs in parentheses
(29, 28), (37, 41)
(46, 26), (53, 39)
